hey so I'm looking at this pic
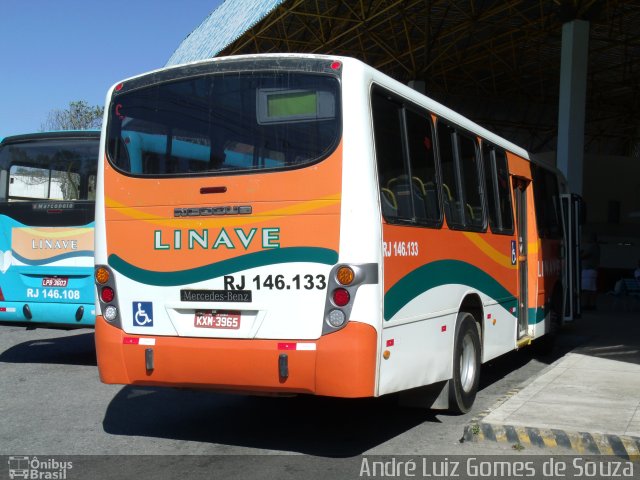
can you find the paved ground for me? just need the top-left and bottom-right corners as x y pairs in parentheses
(2, 296), (636, 479)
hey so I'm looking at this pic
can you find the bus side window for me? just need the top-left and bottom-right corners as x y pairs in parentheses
(372, 90), (411, 222)
(405, 108), (441, 226)
(457, 134), (484, 229)
(483, 146), (514, 234)
(373, 87), (441, 228)
(532, 165), (562, 239)
(437, 122), (463, 227)
(495, 150), (514, 233)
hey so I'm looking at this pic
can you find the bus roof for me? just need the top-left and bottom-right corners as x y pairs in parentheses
(0, 130), (100, 146)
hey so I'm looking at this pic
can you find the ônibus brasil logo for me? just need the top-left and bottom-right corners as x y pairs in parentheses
(8, 456), (72, 479)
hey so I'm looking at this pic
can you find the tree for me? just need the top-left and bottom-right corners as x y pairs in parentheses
(41, 100), (104, 131)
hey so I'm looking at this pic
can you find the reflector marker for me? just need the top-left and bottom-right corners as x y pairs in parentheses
(277, 342), (316, 351)
(0, 307), (16, 312)
(123, 337), (156, 346)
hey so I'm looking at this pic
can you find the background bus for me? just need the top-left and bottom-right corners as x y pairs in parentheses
(94, 54), (575, 412)
(0, 131), (99, 328)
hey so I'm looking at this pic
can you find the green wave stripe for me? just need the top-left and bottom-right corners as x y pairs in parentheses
(528, 307), (546, 325)
(384, 259), (515, 320)
(108, 247), (339, 286)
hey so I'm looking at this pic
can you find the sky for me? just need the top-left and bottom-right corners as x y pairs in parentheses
(1, 0), (223, 137)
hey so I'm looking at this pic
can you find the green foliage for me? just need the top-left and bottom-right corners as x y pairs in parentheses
(41, 100), (104, 131)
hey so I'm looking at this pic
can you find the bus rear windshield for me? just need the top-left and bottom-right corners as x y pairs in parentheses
(0, 138), (98, 202)
(107, 72), (341, 176)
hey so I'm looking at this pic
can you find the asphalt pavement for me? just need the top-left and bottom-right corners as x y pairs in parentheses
(1, 293), (638, 479)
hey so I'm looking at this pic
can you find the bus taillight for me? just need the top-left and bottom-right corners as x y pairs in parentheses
(0, 286), (4, 301)
(101, 287), (115, 303)
(322, 263), (378, 335)
(332, 288), (350, 307)
(95, 264), (121, 325)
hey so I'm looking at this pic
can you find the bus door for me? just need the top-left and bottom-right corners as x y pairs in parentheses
(513, 178), (529, 339)
(561, 193), (582, 321)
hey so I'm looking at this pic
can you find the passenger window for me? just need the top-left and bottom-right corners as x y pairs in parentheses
(532, 165), (562, 239)
(437, 122), (485, 230)
(482, 145), (514, 234)
(495, 149), (514, 233)
(372, 91), (410, 222)
(405, 108), (440, 224)
(437, 122), (463, 227)
(458, 134), (484, 228)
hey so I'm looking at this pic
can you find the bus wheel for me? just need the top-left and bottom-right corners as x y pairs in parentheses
(448, 312), (481, 414)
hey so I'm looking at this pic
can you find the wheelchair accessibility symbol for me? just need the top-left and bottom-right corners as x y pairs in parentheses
(133, 301), (153, 326)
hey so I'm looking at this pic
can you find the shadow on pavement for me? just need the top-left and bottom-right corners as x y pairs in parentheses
(100, 313), (598, 456)
(101, 295), (634, 456)
(0, 331), (96, 366)
(103, 387), (438, 457)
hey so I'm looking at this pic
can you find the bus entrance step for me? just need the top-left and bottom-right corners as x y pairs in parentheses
(516, 336), (533, 349)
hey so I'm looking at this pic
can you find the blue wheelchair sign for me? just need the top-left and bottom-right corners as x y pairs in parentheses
(133, 302), (153, 326)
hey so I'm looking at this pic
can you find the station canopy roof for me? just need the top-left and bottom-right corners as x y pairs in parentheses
(167, 0), (640, 157)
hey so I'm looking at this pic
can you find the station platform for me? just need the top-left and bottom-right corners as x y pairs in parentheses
(463, 296), (640, 459)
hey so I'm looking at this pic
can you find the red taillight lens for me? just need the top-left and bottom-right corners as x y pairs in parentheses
(0, 287), (4, 301)
(332, 288), (350, 307)
(101, 287), (115, 303)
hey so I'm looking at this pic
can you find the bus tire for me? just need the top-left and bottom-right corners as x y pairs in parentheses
(448, 312), (481, 414)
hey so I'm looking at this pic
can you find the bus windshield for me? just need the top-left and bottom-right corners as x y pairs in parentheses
(106, 72), (341, 176)
(0, 137), (98, 202)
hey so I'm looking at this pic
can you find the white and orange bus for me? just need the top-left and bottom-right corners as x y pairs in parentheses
(94, 54), (576, 413)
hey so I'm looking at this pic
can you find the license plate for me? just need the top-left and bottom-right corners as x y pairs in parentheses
(42, 277), (68, 287)
(194, 310), (241, 329)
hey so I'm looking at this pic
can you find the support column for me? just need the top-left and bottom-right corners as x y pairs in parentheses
(557, 19), (589, 195)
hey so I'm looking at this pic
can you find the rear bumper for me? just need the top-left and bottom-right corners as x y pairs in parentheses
(0, 301), (95, 327)
(95, 316), (378, 397)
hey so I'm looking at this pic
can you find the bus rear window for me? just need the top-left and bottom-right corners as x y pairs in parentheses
(107, 73), (340, 176)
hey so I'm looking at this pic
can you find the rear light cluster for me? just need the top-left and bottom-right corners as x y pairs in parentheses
(322, 263), (378, 335)
(95, 265), (120, 326)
